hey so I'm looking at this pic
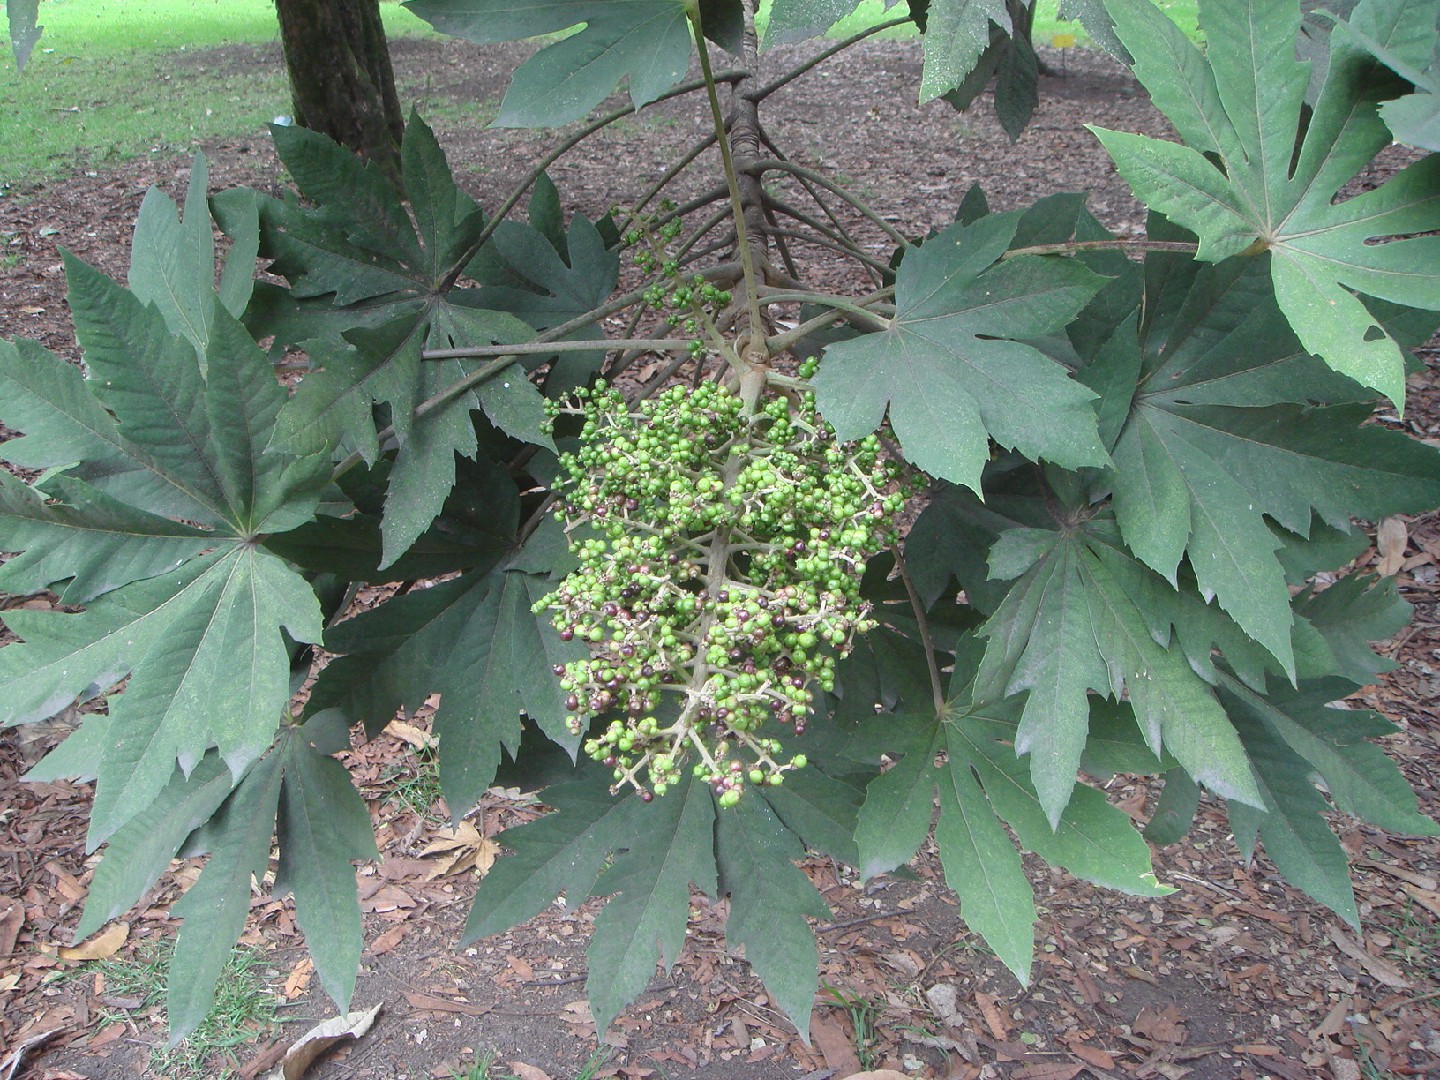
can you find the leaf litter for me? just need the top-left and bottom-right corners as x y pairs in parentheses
(0, 28), (1437, 1080)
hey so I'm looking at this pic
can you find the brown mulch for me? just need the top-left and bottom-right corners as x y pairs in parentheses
(1, 32), (1439, 1080)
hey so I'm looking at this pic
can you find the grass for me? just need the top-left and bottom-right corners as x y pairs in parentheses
(445, 1047), (614, 1080)
(765, 0), (1201, 46)
(1382, 899), (1440, 983)
(0, 0), (437, 188)
(381, 753), (447, 820)
(2, 0), (1202, 190)
(820, 983), (883, 1071)
(60, 937), (281, 1079)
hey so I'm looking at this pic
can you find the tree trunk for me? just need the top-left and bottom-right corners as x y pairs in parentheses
(273, 0), (405, 188)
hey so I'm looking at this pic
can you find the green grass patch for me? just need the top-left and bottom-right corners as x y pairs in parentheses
(1, 0), (435, 188)
(3, 0), (1199, 190)
(59, 937), (281, 1079)
(767, 0), (1200, 46)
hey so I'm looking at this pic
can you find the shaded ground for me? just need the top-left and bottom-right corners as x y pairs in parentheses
(1, 32), (1439, 1080)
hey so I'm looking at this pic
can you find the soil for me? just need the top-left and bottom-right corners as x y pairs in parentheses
(2, 30), (1439, 1080)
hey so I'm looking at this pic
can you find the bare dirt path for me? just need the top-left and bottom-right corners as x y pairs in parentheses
(1, 33), (1437, 1080)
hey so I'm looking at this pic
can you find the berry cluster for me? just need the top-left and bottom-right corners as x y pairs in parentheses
(621, 203), (733, 358)
(540, 375), (915, 804)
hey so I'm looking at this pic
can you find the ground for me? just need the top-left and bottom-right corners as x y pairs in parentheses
(1, 31), (1439, 1080)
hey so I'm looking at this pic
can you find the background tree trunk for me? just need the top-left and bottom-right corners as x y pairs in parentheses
(273, 0), (405, 188)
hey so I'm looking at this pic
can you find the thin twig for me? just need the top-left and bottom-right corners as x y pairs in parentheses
(616, 133), (719, 236)
(1001, 238), (1199, 260)
(439, 69), (747, 294)
(750, 158), (909, 246)
(752, 16), (915, 101)
(421, 337), (694, 361)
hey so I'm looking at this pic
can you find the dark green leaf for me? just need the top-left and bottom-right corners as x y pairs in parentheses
(1292, 575), (1411, 684)
(167, 752), (284, 1041)
(129, 155), (219, 356)
(0, 472), (210, 603)
(404, 0), (697, 128)
(76, 754), (235, 940)
(1227, 709), (1359, 927)
(276, 734), (379, 1011)
(1103, 255), (1440, 676)
(815, 212), (1108, 489)
(309, 562), (585, 817)
(973, 521), (1262, 820)
(462, 771), (632, 942)
(935, 746), (1036, 983)
(586, 773), (716, 1033)
(1220, 675), (1437, 836)
(1092, 0), (1440, 404)
(717, 798), (829, 1031)
(855, 725), (942, 878)
(760, 766), (865, 864)
(1338, 0), (1440, 151)
(1144, 769), (1200, 845)
(953, 706), (1172, 897)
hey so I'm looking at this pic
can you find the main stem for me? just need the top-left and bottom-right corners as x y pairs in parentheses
(690, 9), (767, 353)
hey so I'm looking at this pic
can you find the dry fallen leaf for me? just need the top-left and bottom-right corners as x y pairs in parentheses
(0, 897), (23, 957)
(1327, 927), (1411, 989)
(508, 1063), (554, 1080)
(1065, 1039), (1116, 1070)
(1376, 517), (1408, 577)
(417, 821), (501, 879)
(402, 991), (490, 1017)
(809, 1011), (862, 1076)
(283, 957), (314, 1000)
(367, 923), (408, 956)
(58, 922), (128, 962)
(975, 990), (1011, 1039)
(266, 1001), (382, 1080)
(385, 719), (436, 751)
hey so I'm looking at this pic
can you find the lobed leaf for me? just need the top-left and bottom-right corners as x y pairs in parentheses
(815, 212), (1108, 490)
(1093, 0), (1440, 405)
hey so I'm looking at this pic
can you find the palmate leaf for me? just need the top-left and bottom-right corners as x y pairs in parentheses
(274, 731), (380, 1012)
(464, 767), (834, 1035)
(404, 0), (740, 128)
(152, 726), (375, 1041)
(716, 798), (830, 1031)
(967, 503), (1264, 824)
(1339, 0), (1440, 151)
(588, 774), (718, 1032)
(1092, 254), (1440, 676)
(0, 185), (331, 845)
(1, 547), (323, 847)
(167, 750), (284, 1043)
(1220, 673), (1437, 838)
(307, 542), (587, 819)
(767, 0), (1034, 112)
(854, 702), (1168, 985)
(1090, 0), (1440, 405)
(223, 115), (593, 563)
(1292, 574), (1412, 684)
(814, 212), (1109, 490)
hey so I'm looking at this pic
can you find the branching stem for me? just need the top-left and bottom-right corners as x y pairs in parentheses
(750, 158), (909, 246)
(1001, 238), (1199, 260)
(690, 11), (768, 352)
